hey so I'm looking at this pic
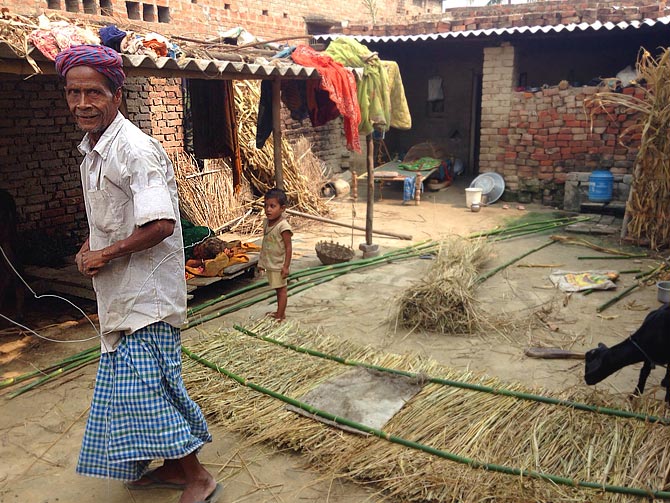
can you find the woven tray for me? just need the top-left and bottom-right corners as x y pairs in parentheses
(315, 241), (355, 265)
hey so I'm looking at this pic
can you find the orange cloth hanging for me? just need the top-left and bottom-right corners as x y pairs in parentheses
(291, 45), (361, 153)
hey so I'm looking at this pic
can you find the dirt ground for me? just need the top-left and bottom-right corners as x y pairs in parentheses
(1, 176), (667, 503)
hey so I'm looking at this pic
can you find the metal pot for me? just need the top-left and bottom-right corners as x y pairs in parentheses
(658, 281), (670, 304)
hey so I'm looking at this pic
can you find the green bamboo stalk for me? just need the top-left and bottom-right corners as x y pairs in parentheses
(1, 346), (100, 390)
(233, 325), (670, 425)
(597, 265), (665, 312)
(490, 221), (581, 241)
(468, 216), (592, 239)
(578, 255), (647, 260)
(8, 353), (100, 398)
(476, 240), (555, 283)
(596, 283), (641, 313)
(182, 346), (670, 500)
(188, 240), (437, 316)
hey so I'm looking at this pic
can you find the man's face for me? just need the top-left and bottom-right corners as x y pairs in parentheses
(64, 66), (121, 141)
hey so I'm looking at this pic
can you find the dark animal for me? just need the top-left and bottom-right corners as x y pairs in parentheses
(584, 304), (670, 402)
(0, 189), (24, 322)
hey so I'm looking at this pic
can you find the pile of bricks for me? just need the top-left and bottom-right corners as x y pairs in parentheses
(503, 85), (642, 206)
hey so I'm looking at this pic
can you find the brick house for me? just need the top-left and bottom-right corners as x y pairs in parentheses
(0, 0), (443, 268)
(320, 0), (670, 207)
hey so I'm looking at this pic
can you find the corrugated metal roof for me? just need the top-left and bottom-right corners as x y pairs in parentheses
(315, 15), (670, 44)
(0, 42), (320, 79)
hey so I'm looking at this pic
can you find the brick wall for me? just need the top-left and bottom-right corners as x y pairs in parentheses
(478, 44), (641, 207)
(343, 0), (667, 35)
(504, 86), (640, 206)
(284, 114), (350, 175)
(0, 74), (85, 261)
(5, 0), (440, 41)
(479, 44), (516, 184)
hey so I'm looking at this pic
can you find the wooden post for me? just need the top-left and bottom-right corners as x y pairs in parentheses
(271, 78), (283, 190)
(350, 170), (358, 199)
(365, 134), (374, 245)
(414, 173), (422, 205)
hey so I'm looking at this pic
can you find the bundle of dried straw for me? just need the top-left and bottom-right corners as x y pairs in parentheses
(395, 236), (492, 334)
(171, 151), (260, 234)
(588, 48), (670, 250)
(183, 319), (670, 503)
(233, 80), (328, 216)
(173, 83), (331, 233)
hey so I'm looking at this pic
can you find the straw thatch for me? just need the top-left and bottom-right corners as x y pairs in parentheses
(173, 81), (331, 233)
(172, 151), (260, 234)
(183, 319), (670, 503)
(233, 80), (329, 216)
(394, 236), (492, 334)
(587, 48), (670, 250)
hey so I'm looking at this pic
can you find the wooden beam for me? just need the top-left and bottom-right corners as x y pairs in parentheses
(272, 78), (283, 190)
(365, 134), (374, 245)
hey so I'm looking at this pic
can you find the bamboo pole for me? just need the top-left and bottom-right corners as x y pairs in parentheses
(476, 240), (556, 283)
(234, 324), (670, 425)
(0, 346), (100, 390)
(596, 264), (666, 313)
(365, 134), (374, 246)
(468, 216), (592, 239)
(183, 346), (670, 500)
(285, 208), (412, 240)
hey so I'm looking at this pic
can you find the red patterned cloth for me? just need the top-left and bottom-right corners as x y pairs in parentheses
(55, 44), (125, 89)
(291, 45), (361, 153)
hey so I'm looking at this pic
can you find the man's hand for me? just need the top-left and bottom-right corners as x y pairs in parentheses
(78, 249), (108, 277)
(75, 239), (100, 277)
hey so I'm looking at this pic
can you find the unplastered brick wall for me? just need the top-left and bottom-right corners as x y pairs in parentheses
(6, 0), (438, 41)
(283, 112), (350, 176)
(123, 76), (184, 153)
(343, 0), (667, 36)
(479, 44), (515, 188)
(499, 86), (640, 206)
(0, 74), (87, 258)
(478, 44), (640, 207)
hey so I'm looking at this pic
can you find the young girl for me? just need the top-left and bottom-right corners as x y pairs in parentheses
(258, 188), (293, 321)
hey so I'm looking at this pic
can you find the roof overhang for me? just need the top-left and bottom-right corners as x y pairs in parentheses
(0, 42), (320, 80)
(315, 15), (670, 44)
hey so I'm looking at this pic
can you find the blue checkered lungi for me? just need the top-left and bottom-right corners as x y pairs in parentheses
(76, 322), (212, 480)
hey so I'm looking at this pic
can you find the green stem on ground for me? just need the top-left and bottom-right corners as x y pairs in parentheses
(182, 345), (670, 500)
(476, 240), (556, 283)
(233, 324), (670, 425)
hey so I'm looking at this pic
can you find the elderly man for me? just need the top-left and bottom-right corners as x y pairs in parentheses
(55, 45), (221, 503)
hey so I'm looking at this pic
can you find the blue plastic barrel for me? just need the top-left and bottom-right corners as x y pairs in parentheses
(588, 170), (614, 203)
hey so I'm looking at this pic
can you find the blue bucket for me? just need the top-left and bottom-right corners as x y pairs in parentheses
(588, 170), (614, 203)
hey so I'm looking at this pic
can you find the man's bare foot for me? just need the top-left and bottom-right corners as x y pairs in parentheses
(264, 311), (285, 321)
(126, 462), (186, 489)
(179, 477), (221, 503)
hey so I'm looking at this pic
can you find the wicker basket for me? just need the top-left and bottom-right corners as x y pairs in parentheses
(315, 240), (355, 265)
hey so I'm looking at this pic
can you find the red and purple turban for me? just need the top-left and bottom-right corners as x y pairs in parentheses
(55, 44), (125, 90)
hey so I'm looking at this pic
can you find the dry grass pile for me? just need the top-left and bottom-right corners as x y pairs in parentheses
(183, 319), (670, 503)
(588, 48), (670, 250)
(394, 236), (492, 335)
(173, 83), (333, 233)
(234, 80), (328, 216)
(171, 151), (260, 234)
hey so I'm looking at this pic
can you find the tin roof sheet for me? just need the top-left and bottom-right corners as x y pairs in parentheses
(315, 15), (670, 44)
(0, 42), (320, 80)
